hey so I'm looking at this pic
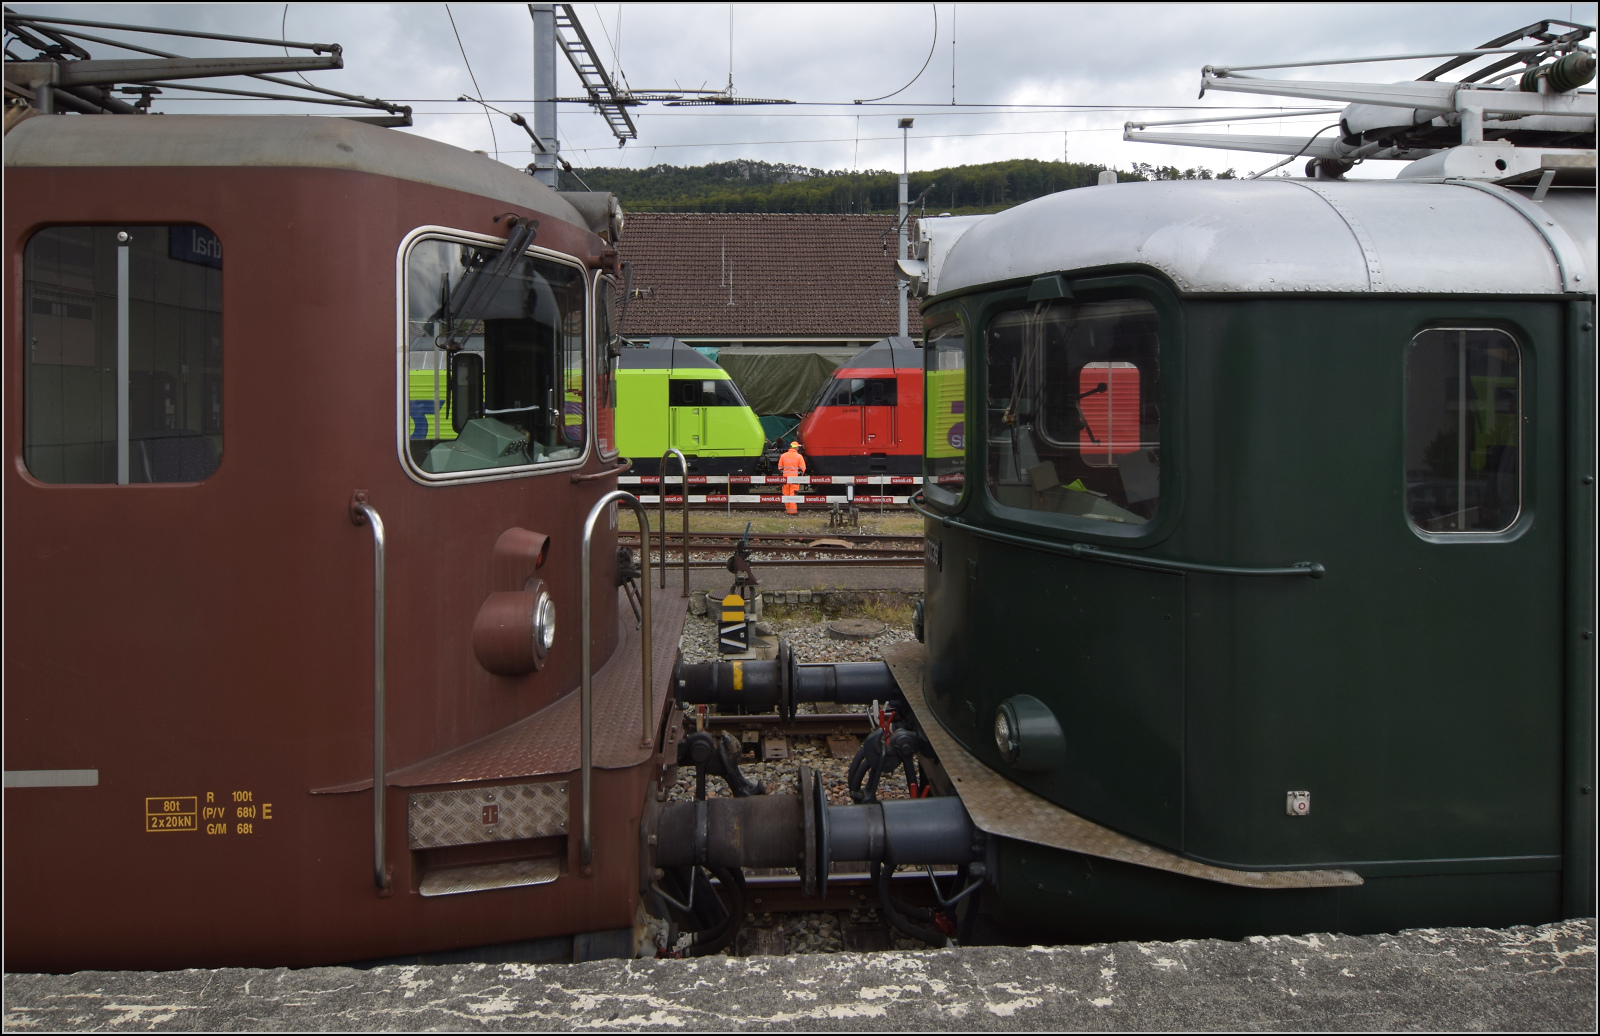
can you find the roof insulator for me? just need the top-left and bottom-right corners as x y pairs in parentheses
(1548, 51), (1598, 93)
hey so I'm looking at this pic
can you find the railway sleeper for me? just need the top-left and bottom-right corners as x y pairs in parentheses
(646, 767), (986, 949)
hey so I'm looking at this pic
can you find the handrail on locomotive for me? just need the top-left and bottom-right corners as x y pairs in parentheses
(348, 494), (389, 891)
(580, 490), (654, 865)
(659, 448), (690, 597)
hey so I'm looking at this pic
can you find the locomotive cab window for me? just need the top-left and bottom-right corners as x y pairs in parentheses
(669, 378), (747, 408)
(405, 235), (586, 476)
(23, 226), (223, 484)
(820, 377), (897, 407)
(1405, 328), (1521, 534)
(986, 298), (1160, 523)
(923, 318), (967, 505)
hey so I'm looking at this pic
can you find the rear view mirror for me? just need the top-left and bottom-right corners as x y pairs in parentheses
(450, 352), (483, 433)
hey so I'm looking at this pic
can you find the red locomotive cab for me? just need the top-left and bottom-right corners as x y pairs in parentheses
(794, 336), (923, 475)
(3, 115), (677, 970)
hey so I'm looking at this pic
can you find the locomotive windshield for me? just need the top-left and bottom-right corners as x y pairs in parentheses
(985, 298), (1160, 524)
(404, 236), (586, 476)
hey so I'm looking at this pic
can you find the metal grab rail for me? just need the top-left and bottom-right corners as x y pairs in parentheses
(571, 457), (633, 483)
(349, 495), (389, 890)
(659, 448), (690, 597)
(580, 490), (654, 865)
(909, 491), (1324, 578)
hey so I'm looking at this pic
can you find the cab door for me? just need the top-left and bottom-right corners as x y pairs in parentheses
(831, 377), (866, 453)
(668, 377), (706, 453)
(862, 377), (897, 452)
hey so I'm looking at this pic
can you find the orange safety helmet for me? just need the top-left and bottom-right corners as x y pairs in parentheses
(789, 441), (802, 449)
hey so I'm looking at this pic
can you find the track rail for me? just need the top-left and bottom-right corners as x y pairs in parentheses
(626, 533), (926, 545)
(642, 557), (923, 568)
(702, 712), (873, 736)
(621, 541), (923, 559)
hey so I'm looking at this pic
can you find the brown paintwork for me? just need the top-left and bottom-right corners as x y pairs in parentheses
(492, 527), (551, 588)
(3, 153), (679, 970)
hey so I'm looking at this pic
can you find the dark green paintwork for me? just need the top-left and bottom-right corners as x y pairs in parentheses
(920, 270), (1594, 938)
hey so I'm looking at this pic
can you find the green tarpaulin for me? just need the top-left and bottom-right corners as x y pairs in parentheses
(759, 415), (801, 445)
(716, 348), (856, 416)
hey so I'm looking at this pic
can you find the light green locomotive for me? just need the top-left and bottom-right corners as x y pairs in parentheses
(614, 337), (765, 475)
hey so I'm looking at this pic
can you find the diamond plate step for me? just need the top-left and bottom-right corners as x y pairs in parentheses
(407, 781), (568, 850)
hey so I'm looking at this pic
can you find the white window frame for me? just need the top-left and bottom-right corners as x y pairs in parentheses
(395, 225), (592, 485)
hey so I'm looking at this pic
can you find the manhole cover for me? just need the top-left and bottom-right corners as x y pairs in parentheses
(827, 618), (887, 641)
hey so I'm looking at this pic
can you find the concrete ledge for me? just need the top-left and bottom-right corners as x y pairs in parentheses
(5, 919), (1592, 1031)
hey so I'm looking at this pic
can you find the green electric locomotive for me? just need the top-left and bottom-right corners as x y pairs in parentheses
(655, 25), (1594, 953)
(901, 29), (1597, 942)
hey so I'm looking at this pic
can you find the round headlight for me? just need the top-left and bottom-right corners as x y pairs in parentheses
(533, 593), (556, 656)
(993, 696), (1065, 772)
(994, 708), (1017, 761)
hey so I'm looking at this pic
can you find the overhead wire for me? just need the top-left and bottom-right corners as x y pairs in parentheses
(280, 4), (314, 87)
(552, 121), (1339, 154)
(590, 2), (630, 91)
(445, 3), (498, 159)
(854, 4), (938, 104)
(146, 99), (1340, 114)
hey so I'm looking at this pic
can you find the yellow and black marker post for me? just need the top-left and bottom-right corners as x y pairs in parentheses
(719, 593), (748, 654)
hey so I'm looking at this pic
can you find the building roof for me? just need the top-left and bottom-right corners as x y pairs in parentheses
(615, 212), (923, 338)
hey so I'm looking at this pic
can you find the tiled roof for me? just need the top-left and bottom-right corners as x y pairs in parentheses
(614, 213), (923, 338)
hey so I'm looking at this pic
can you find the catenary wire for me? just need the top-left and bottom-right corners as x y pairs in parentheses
(445, 3), (498, 159)
(854, 4), (938, 104)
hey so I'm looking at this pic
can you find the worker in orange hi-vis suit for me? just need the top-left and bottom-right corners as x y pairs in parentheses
(778, 440), (807, 515)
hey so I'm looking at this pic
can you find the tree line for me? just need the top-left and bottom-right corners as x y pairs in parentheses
(561, 158), (1234, 214)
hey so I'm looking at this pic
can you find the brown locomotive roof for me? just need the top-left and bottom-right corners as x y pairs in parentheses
(615, 212), (923, 338)
(4, 114), (597, 234)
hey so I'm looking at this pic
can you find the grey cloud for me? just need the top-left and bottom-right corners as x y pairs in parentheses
(10, 2), (1594, 177)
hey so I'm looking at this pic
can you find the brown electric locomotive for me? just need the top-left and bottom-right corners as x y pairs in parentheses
(4, 112), (684, 970)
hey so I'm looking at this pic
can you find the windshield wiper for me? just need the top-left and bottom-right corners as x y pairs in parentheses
(439, 216), (539, 352)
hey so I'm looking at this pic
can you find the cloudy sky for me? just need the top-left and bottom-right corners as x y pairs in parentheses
(8, 3), (1596, 179)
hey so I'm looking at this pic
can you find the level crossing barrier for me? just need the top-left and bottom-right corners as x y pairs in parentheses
(618, 473), (923, 506)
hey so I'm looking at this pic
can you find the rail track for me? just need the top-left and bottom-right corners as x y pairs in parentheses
(620, 532), (927, 567)
(621, 532), (924, 546)
(703, 712), (873, 736)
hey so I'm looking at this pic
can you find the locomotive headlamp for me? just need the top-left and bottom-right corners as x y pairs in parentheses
(994, 708), (1016, 758)
(472, 577), (554, 675)
(533, 590), (556, 657)
(993, 695), (1067, 773)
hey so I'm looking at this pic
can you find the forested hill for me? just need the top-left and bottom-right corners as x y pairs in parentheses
(560, 158), (1232, 215)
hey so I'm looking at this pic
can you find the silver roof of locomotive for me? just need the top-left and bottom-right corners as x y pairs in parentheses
(3, 114), (596, 236)
(934, 178), (1595, 298)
